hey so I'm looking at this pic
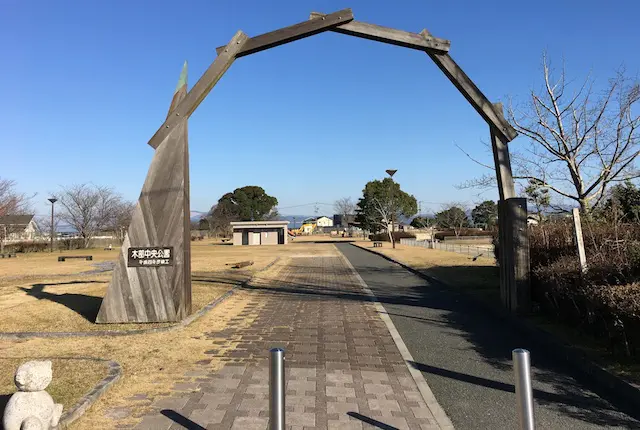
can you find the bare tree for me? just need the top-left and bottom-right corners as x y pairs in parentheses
(0, 178), (34, 216)
(435, 202), (470, 238)
(109, 200), (136, 242)
(370, 197), (395, 243)
(458, 54), (639, 214)
(334, 197), (355, 216)
(57, 184), (124, 248)
(207, 204), (236, 237)
(36, 213), (61, 240)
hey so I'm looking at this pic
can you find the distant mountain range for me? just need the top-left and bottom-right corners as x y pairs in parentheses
(190, 211), (207, 222)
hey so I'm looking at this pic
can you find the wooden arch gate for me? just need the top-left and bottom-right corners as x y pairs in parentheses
(96, 8), (530, 324)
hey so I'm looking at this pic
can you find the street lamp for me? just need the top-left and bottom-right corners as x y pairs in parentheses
(386, 170), (397, 248)
(48, 198), (57, 252)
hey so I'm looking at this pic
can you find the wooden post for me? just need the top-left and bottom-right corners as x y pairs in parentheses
(508, 198), (531, 313)
(498, 199), (530, 313)
(572, 208), (588, 273)
(498, 200), (511, 308)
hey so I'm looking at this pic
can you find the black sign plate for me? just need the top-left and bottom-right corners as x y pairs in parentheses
(127, 247), (174, 267)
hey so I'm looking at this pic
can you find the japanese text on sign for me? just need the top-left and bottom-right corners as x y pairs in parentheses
(127, 247), (174, 267)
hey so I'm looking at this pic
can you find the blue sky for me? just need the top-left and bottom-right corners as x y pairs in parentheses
(2, 0), (638, 219)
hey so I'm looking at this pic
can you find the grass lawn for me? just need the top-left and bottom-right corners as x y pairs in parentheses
(0, 242), (340, 428)
(353, 241), (640, 385)
(353, 241), (501, 304)
(0, 357), (109, 413)
(0, 238), (284, 333)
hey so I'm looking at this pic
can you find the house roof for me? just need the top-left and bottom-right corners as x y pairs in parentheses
(0, 215), (34, 226)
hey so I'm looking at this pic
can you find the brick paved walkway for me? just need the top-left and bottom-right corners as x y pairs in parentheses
(131, 254), (446, 429)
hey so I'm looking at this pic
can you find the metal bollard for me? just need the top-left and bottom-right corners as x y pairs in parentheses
(513, 348), (535, 430)
(269, 348), (285, 430)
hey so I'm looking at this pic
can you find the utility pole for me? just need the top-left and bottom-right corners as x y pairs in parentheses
(48, 197), (57, 252)
(386, 169), (397, 248)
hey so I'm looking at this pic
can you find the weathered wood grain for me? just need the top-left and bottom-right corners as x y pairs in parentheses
(147, 31), (249, 149)
(215, 8), (354, 58)
(97, 63), (191, 323)
(498, 198), (531, 314)
(310, 12), (450, 53)
(490, 103), (516, 200)
(420, 29), (517, 142)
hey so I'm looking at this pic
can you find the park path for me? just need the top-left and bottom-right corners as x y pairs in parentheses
(337, 243), (640, 429)
(129, 252), (448, 429)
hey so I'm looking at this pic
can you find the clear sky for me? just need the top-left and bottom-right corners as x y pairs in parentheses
(2, 0), (638, 219)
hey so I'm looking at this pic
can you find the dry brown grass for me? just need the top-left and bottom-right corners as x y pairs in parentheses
(290, 234), (359, 242)
(0, 242), (340, 428)
(0, 288), (258, 429)
(0, 358), (108, 411)
(353, 241), (501, 303)
(0, 248), (120, 282)
(0, 274), (233, 332)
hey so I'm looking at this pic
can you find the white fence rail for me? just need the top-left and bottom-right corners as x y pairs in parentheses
(400, 238), (495, 259)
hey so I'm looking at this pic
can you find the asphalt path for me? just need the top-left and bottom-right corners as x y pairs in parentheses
(337, 243), (640, 430)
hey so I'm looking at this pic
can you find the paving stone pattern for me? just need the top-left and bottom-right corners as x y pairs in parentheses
(132, 256), (441, 429)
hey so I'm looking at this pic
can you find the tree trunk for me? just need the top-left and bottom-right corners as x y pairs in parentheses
(578, 198), (590, 218)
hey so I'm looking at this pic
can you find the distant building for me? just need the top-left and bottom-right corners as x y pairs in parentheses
(0, 215), (40, 241)
(230, 221), (290, 246)
(333, 214), (356, 228)
(315, 216), (333, 227)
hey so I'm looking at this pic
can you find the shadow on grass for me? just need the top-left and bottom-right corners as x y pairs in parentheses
(19, 281), (105, 323)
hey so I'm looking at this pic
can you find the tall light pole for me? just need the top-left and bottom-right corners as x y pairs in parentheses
(386, 169), (397, 248)
(48, 197), (57, 252)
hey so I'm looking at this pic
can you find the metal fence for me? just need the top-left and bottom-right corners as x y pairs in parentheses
(400, 238), (495, 260)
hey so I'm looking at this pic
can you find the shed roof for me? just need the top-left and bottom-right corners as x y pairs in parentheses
(230, 221), (290, 229)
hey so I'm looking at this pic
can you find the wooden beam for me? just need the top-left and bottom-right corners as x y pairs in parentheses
(490, 103), (516, 200)
(420, 29), (517, 142)
(309, 12), (450, 54)
(215, 8), (354, 58)
(147, 31), (249, 149)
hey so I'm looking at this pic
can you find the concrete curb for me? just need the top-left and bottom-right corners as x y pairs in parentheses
(57, 358), (122, 429)
(0, 258), (280, 340)
(351, 243), (640, 413)
(337, 251), (455, 430)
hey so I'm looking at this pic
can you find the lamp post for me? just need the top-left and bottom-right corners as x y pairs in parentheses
(386, 169), (397, 248)
(48, 198), (57, 252)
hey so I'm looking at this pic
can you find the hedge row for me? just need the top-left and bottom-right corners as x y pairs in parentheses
(369, 232), (416, 242)
(494, 219), (640, 357)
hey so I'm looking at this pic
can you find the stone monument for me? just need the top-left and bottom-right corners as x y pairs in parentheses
(2, 360), (63, 430)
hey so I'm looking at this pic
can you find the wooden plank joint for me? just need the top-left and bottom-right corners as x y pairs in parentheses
(310, 12), (450, 54)
(215, 8), (354, 58)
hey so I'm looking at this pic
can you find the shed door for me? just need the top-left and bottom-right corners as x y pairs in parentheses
(252, 232), (260, 245)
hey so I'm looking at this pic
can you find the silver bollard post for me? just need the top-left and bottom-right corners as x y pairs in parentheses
(513, 348), (535, 430)
(269, 347), (285, 430)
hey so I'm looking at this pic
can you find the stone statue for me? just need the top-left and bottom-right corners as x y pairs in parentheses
(2, 360), (63, 430)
